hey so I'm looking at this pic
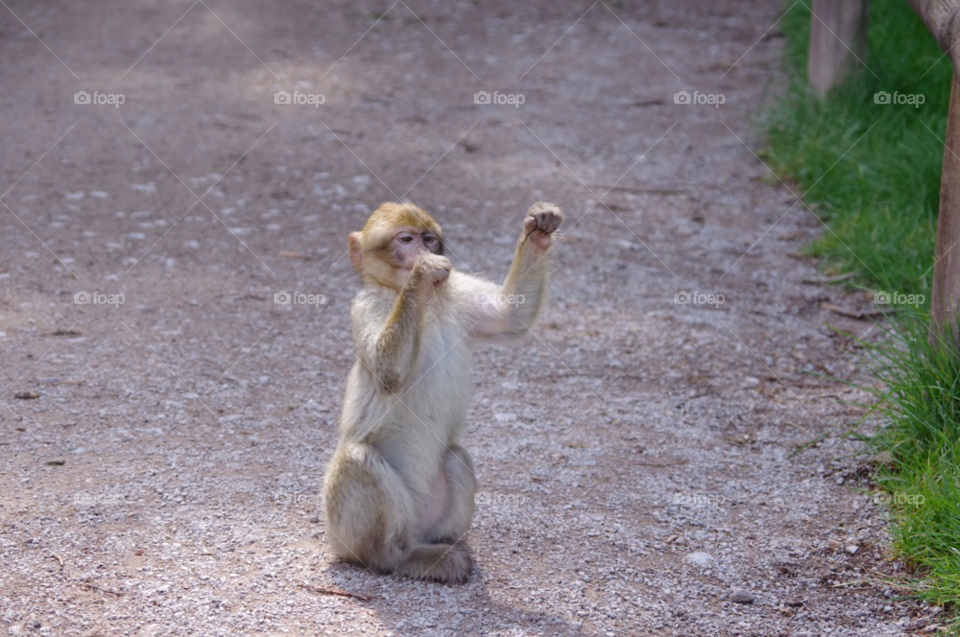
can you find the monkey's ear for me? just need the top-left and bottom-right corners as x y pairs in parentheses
(348, 232), (363, 271)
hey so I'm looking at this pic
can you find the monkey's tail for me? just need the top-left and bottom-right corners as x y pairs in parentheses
(393, 541), (473, 584)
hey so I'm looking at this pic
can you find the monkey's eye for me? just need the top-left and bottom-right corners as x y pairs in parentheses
(423, 234), (436, 243)
(399, 235), (414, 243)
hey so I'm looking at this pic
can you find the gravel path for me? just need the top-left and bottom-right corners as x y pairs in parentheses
(0, 1), (939, 635)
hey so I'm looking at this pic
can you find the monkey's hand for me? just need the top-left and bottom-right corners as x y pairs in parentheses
(412, 253), (451, 298)
(523, 202), (563, 251)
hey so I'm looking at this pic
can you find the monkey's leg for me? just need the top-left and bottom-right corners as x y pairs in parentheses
(392, 446), (476, 584)
(387, 446), (476, 584)
(322, 443), (415, 574)
(421, 445), (476, 544)
(324, 443), (474, 583)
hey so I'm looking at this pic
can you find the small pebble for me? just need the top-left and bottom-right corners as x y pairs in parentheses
(683, 551), (714, 567)
(731, 590), (755, 604)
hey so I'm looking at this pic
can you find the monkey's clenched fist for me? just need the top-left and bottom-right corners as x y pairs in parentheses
(322, 201), (562, 584)
(524, 202), (564, 250)
(413, 253), (451, 291)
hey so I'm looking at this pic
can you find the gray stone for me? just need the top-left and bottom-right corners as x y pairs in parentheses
(731, 590), (755, 604)
(683, 552), (714, 567)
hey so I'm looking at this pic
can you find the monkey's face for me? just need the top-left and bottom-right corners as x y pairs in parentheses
(349, 203), (444, 290)
(369, 226), (442, 289)
(391, 228), (443, 270)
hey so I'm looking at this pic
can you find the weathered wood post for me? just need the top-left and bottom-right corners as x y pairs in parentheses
(905, 0), (960, 345)
(931, 75), (960, 344)
(808, 0), (872, 97)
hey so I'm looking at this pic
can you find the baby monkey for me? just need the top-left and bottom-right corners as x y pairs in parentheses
(322, 201), (562, 583)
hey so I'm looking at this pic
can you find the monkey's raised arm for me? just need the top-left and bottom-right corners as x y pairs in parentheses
(467, 202), (562, 341)
(353, 253), (451, 394)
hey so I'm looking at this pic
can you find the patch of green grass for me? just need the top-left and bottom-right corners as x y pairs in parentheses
(767, 0), (960, 626)
(763, 0), (952, 297)
(864, 311), (960, 626)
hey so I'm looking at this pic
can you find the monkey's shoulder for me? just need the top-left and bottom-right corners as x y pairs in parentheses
(441, 270), (500, 302)
(350, 286), (395, 314)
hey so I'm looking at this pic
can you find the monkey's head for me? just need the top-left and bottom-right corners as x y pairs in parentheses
(348, 202), (444, 289)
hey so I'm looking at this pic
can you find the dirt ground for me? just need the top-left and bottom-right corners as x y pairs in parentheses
(0, 0), (942, 635)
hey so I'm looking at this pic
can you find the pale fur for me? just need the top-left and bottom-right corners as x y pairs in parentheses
(322, 202), (562, 584)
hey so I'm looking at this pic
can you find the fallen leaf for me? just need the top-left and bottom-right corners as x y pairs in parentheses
(297, 583), (374, 601)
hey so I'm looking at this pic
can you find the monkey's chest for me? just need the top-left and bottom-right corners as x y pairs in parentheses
(403, 341), (473, 422)
(413, 327), (473, 404)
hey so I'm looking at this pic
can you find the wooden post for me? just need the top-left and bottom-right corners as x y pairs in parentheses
(906, 0), (960, 344)
(807, 0), (871, 98)
(931, 74), (960, 345)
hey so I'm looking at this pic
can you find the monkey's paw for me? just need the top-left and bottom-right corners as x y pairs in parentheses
(414, 253), (452, 289)
(524, 202), (563, 250)
(433, 542), (474, 584)
(394, 541), (474, 584)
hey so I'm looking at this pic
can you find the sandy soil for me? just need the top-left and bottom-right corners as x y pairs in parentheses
(0, 0), (941, 635)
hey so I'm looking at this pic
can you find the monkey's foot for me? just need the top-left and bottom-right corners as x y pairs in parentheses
(393, 541), (473, 584)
